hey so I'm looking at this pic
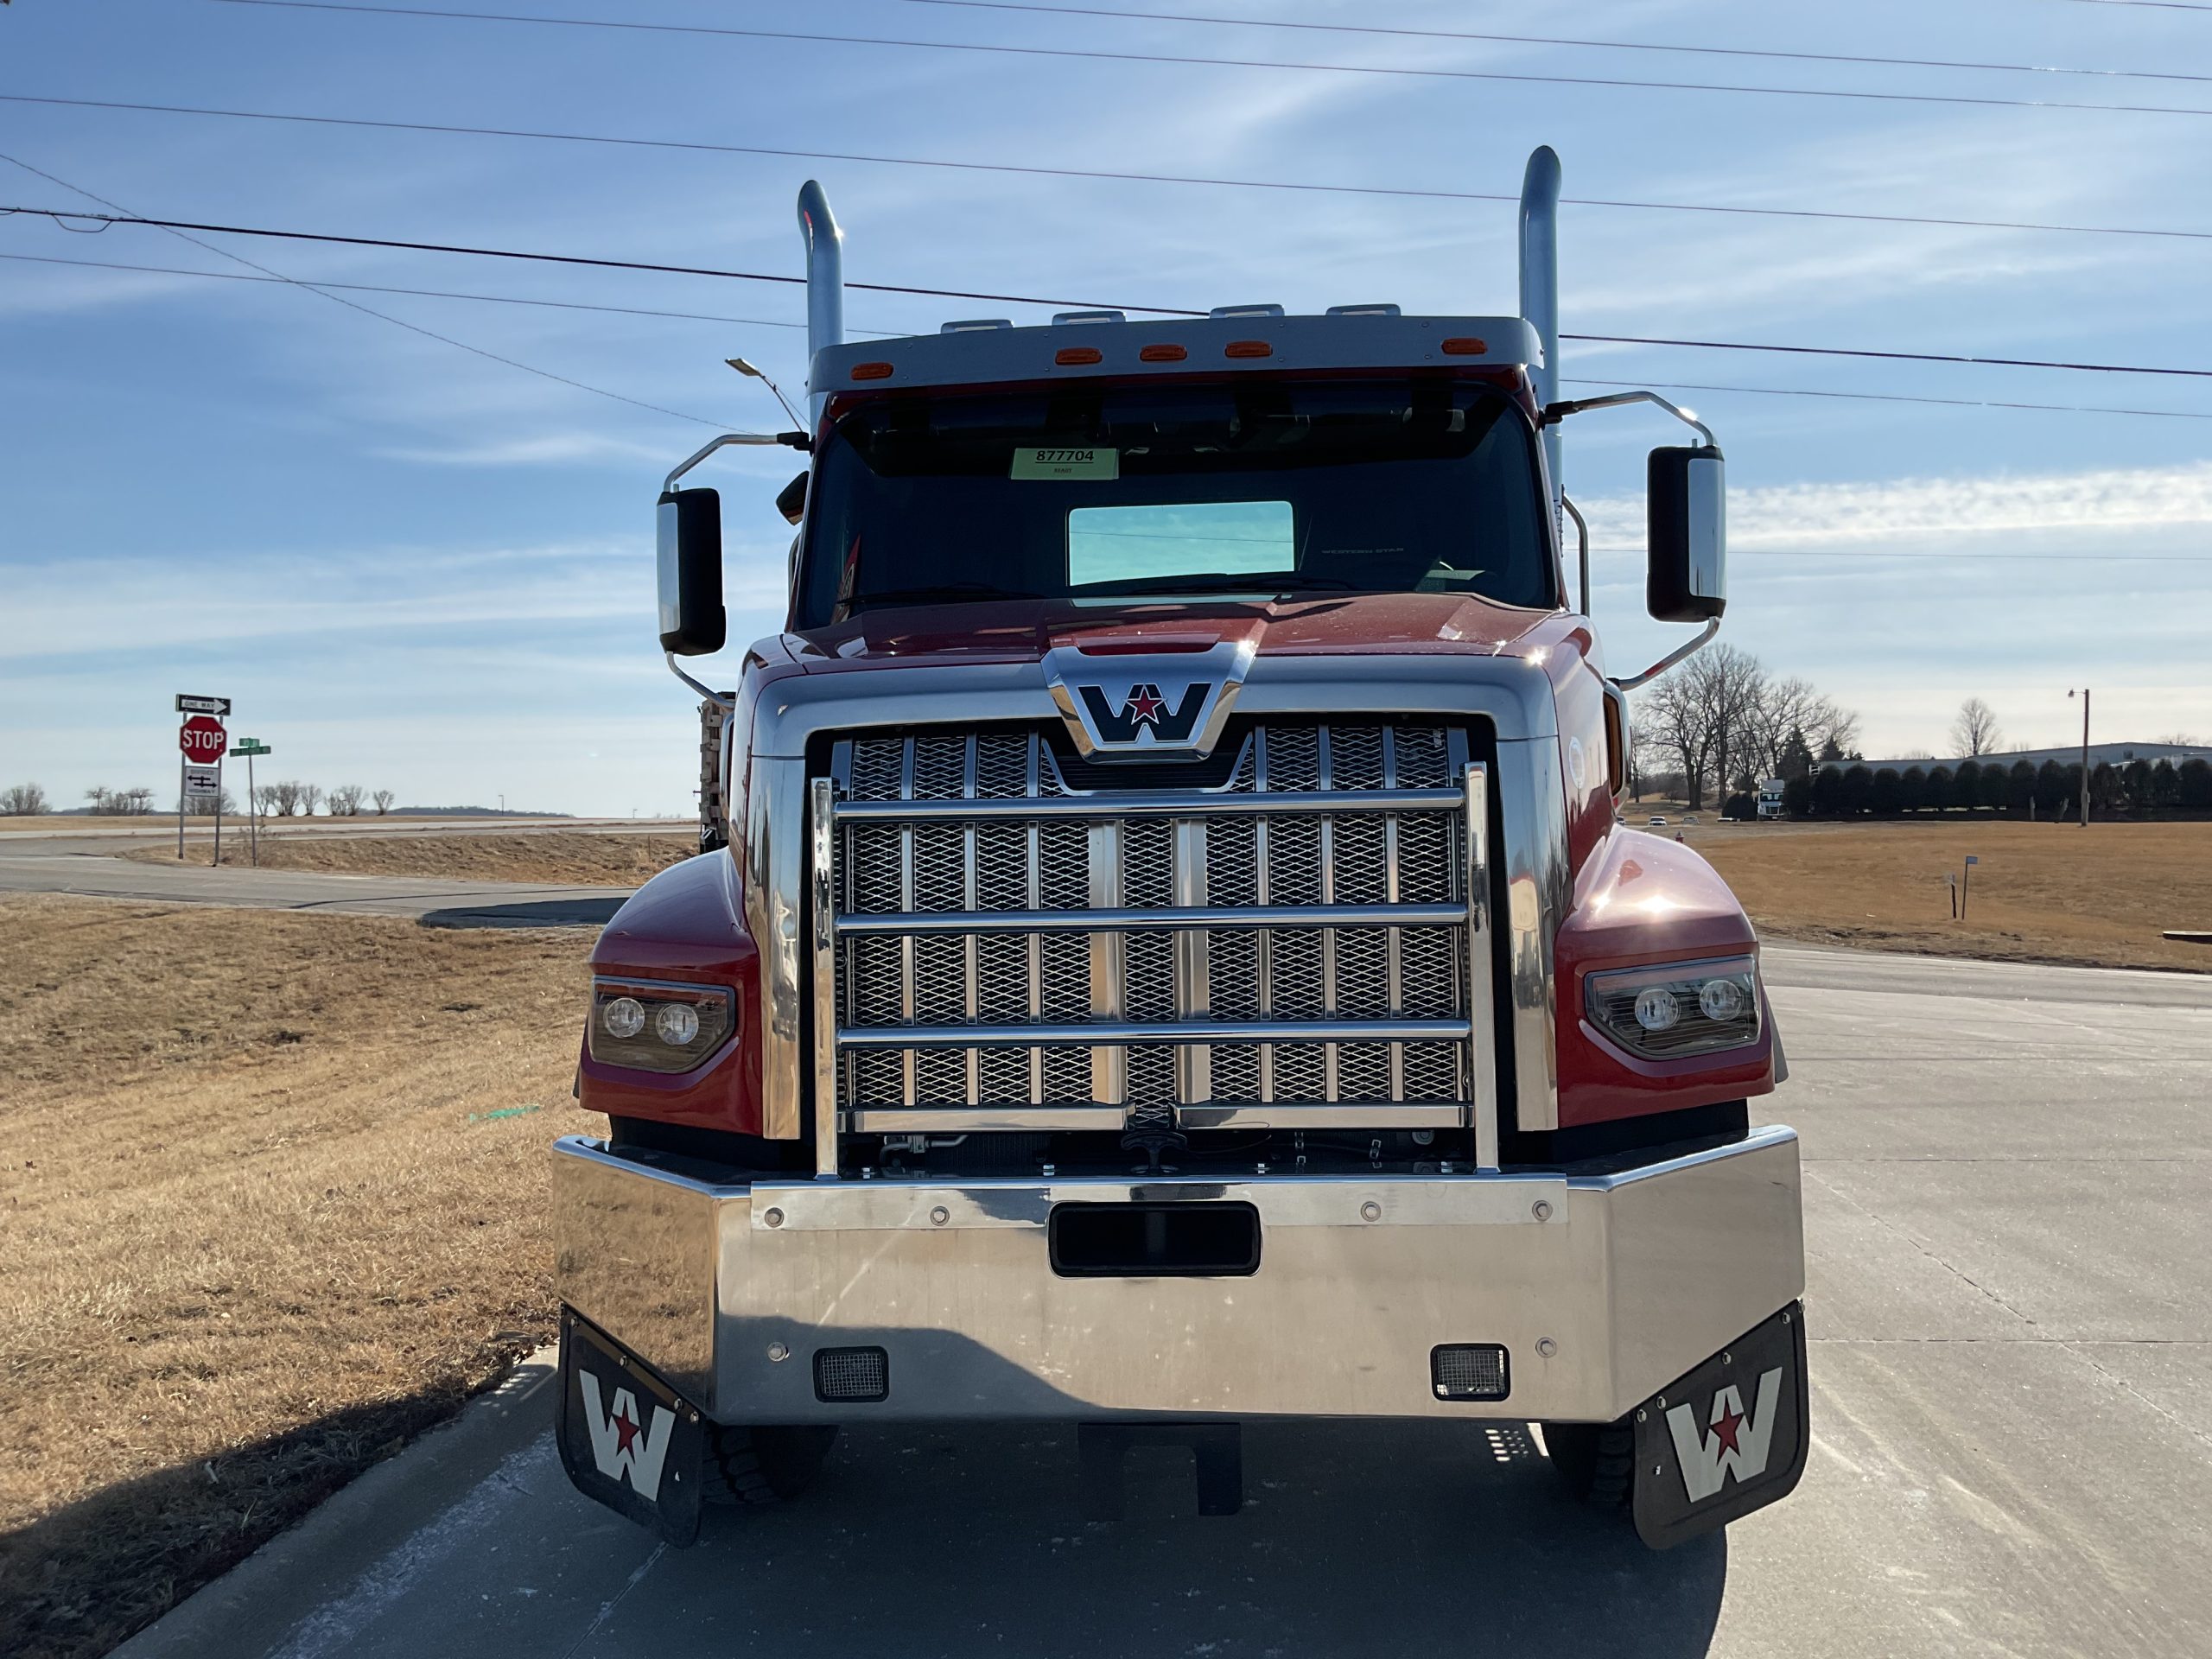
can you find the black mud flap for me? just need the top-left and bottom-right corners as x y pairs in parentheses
(1631, 1302), (1808, 1549)
(556, 1308), (709, 1547)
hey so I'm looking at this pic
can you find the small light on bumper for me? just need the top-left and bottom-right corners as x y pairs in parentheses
(1586, 957), (1761, 1060)
(588, 977), (735, 1073)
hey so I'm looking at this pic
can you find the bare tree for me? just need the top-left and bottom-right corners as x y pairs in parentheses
(121, 786), (156, 816)
(261, 779), (305, 817)
(302, 783), (325, 817)
(1738, 677), (1860, 783)
(2157, 731), (2203, 746)
(328, 784), (366, 817)
(1634, 644), (1770, 809)
(1951, 698), (2003, 757)
(1, 783), (48, 815)
(372, 788), (396, 815)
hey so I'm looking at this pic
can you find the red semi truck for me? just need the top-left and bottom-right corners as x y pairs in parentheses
(554, 149), (1806, 1548)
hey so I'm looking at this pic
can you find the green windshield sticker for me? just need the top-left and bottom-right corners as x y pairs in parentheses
(1012, 446), (1119, 480)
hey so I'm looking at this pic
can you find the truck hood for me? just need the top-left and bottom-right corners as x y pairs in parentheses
(784, 591), (1560, 671)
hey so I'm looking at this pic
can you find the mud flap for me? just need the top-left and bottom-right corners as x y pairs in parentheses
(1631, 1301), (1808, 1549)
(555, 1308), (708, 1547)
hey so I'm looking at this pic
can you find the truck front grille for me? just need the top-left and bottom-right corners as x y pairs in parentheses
(820, 721), (1488, 1135)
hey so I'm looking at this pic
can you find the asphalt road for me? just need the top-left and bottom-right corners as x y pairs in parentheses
(117, 944), (2212, 1659)
(0, 829), (655, 926)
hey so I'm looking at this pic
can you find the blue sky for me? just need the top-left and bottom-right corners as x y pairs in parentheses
(4, 0), (2209, 813)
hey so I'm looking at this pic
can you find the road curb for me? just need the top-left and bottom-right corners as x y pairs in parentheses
(111, 1347), (559, 1659)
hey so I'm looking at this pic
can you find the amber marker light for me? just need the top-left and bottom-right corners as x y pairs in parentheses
(1224, 340), (1273, 359)
(1139, 343), (1188, 363)
(1054, 346), (1103, 365)
(849, 362), (894, 380)
(1441, 338), (1489, 356)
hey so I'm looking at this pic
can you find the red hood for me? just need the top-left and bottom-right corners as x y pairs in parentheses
(784, 592), (1560, 671)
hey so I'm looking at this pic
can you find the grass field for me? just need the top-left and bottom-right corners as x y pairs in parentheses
(1682, 819), (2212, 972)
(0, 895), (598, 1659)
(121, 830), (696, 887)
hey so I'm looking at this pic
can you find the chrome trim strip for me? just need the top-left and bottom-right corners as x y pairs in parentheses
(834, 787), (1461, 821)
(836, 901), (1471, 936)
(1465, 761), (1501, 1168)
(847, 1103), (1471, 1133)
(840, 1017), (1471, 1049)
(746, 755), (808, 1141)
(809, 777), (839, 1178)
(1495, 736), (1567, 1133)
(1567, 1122), (1799, 1191)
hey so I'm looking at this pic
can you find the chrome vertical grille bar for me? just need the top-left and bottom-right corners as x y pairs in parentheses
(1384, 726), (1404, 1104)
(962, 736), (980, 1107)
(809, 777), (839, 1178)
(898, 741), (917, 1109)
(1465, 761), (1500, 1170)
(1174, 817), (1210, 1105)
(1026, 733), (1043, 1105)
(1318, 724), (1338, 1104)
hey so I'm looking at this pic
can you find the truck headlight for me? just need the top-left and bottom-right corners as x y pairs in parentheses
(588, 977), (735, 1073)
(1586, 957), (1760, 1060)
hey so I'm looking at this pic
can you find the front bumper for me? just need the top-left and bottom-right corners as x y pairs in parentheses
(552, 1126), (1802, 1426)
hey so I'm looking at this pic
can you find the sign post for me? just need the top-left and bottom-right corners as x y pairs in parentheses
(1962, 854), (1979, 921)
(233, 740), (271, 866)
(176, 696), (232, 867)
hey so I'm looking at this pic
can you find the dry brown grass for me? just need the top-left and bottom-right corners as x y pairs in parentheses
(0, 894), (601, 1658)
(1683, 819), (2212, 972)
(120, 830), (694, 887)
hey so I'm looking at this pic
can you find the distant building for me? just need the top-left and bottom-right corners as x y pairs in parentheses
(1821, 741), (2212, 775)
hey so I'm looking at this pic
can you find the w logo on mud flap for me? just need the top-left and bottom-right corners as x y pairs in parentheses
(578, 1372), (676, 1498)
(1075, 682), (1211, 746)
(1666, 1367), (1784, 1503)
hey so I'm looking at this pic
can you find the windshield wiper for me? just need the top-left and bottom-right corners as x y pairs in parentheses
(849, 581), (1039, 613)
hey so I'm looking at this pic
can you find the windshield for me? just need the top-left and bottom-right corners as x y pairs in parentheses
(793, 378), (1554, 627)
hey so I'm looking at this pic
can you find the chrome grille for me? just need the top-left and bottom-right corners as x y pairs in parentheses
(826, 722), (1484, 1132)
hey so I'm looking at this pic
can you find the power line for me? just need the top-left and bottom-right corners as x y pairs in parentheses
(18, 250), (2211, 422)
(208, 0), (2212, 119)
(886, 0), (2212, 84)
(10, 92), (2208, 245)
(2051, 0), (2212, 10)
(0, 153), (729, 427)
(1561, 376), (2212, 423)
(13, 206), (2210, 379)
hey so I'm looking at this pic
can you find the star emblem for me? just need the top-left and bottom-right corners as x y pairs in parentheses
(1123, 685), (1166, 725)
(613, 1404), (642, 1456)
(1710, 1398), (1744, 1457)
(1115, 685), (1167, 725)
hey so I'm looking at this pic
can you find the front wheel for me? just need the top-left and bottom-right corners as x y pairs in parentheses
(700, 1424), (838, 1506)
(1541, 1418), (1635, 1512)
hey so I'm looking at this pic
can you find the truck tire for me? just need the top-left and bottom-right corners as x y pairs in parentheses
(1541, 1419), (1635, 1510)
(700, 1424), (838, 1507)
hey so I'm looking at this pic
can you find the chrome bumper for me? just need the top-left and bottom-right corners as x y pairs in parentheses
(551, 1126), (1803, 1426)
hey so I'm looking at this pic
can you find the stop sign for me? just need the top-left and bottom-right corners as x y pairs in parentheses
(179, 715), (228, 760)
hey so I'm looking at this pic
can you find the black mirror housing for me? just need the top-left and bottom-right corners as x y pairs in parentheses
(776, 469), (809, 526)
(656, 487), (727, 656)
(1647, 444), (1727, 623)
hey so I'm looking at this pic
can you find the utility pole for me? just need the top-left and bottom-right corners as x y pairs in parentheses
(2069, 687), (2090, 826)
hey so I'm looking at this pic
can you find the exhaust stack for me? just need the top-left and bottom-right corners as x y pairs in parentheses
(798, 180), (844, 430)
(1518, 147), (1562, 524)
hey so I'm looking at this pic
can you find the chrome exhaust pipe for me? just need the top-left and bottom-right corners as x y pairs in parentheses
(1519, 147), (1562, 524)
(797, 180), (844, 430)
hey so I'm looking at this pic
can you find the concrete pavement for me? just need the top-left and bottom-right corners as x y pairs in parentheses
(115, 944), (2212, 1657)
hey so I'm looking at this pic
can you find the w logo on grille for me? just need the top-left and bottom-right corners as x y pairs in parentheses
(1077, 682), (1211, 745)
(1043, 640), (1255, 761)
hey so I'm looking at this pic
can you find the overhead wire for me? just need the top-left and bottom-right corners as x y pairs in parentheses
(881, 0), (2212, 84)
(206, 0), (2212, 119)
(0, 153), (732, 426)
(9, 205), (2209, 381)
(10, 248), (2212, 424)
(8, 92), (2208, 245)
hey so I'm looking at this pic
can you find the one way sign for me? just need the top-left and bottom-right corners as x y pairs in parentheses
(175, 693), (232, 715)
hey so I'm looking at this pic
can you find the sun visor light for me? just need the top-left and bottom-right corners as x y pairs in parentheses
(588, 976), (736, 1073)
(1586, 957), (1760, 1061)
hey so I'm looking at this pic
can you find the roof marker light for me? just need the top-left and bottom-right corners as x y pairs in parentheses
(1055, 346), (1103, 366)
(1224, 340), (1273, 359)
(1052, 309), (1127, 325)
(941, 318), (1013, 333)
(1441, 337), (1490, 356)
(1327, 303), (1402, 317)
(1139, 343), (1188, 363)
(849, 361), (894, 380)
(1211, 304), (1285, 319)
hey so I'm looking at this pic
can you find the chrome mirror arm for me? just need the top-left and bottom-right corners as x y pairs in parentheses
(665, 652), (735, 711)
(1543, 389), (1717, 448)
(664, 431), (804, 494)
(1613, 618), (1720, 691)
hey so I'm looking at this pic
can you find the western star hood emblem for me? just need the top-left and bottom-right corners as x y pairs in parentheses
(1043, 639), (1255, 761)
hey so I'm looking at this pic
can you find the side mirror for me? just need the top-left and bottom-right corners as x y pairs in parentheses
(776, 470), (809, 526)
(1647, 444), (1726, 622)
(656, 486), (726, 656)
